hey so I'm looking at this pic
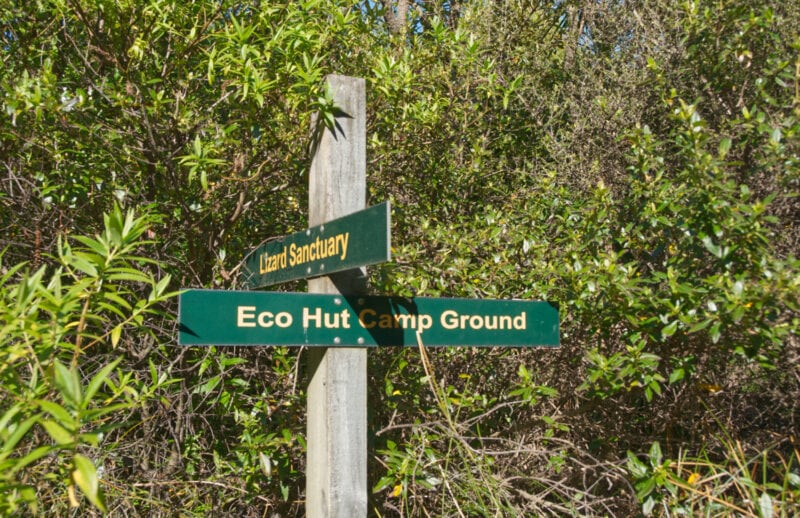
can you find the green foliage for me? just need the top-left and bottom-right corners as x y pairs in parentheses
(1, 0), (798, 515)
(371, 0), (798, 514)
(628, 438), (800, 517)
(0, 0), (365, 283)
(0, 206), (173, 514)
(627, 441), (676, 515)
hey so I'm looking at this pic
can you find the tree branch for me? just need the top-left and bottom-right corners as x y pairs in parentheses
(381, 0), (410, 35)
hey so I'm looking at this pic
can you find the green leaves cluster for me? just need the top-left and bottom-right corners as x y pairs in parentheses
(627, 438), (800, 516)
(1, 0), (368, 284)
(0, 206), (174, 514)
(371, 0), (798, 512)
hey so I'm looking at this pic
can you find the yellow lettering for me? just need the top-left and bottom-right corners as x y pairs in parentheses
(274, 312), (292, 328)
(418, 314), (433, 332)
(239, 307), (294, 328)
(237, 306), (256, 328)
(303, 307), (322, 328)
(338, 232), (349, 260)
(441, 310), (458, 330)
(460, 314), (470, 329)
(469, 315), (484, 329)
(395, 313), (415, 329)
(358, 308), (376, 328)
(324, 311), (340, 328)
(258, 311), (275, 328)
(259, 247), (288, 274)
(513, 311), (526, 330)
(315, 236), (328, 259)
(485, 316), (498, 330)
(439, 310), (524, 331)
(340, 309), (352, 329)
(378, 313), (394, 329)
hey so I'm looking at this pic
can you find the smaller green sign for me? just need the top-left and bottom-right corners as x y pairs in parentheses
(178, 289), (559, 347)
(242, 202), (390, 289)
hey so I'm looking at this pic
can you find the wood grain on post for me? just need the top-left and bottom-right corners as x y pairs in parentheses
(306, 75), (368, 517)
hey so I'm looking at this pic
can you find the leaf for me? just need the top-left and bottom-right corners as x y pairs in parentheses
(372, 475), (395, 493)
(110, 325), (122, 348)
(81, 402), (133, 421)
(709, 322), (722, 344)
(106, 270), (152, 283)
(701, 235), (723, 258)
(79, 432), (102, 447)
(0, 413), (38, 454)
(36, 399), (77, 428)
(758, 492), (773, 518)
(152, 274), (172, 299)
(72, 235), (109, 256)
(687, 319), (712, 333)
(193, 375), (221, 395)
(9, 445), (52, 474)
(648, 441), (663, 466)
(67, 255), (98, 277)
(67, 484), (81, 509)
(68, 484), (79, 508)
(769, 127), (782, 145)
(83, 357), (122, 407)
(718, 138), (732, 158)
(669, 368), (685, 384)
(636, 477), (656, 501)
(661, 320), (678, 339)
(259, 452), (272, 478)
(103, 291), (131, 310)
(626, 451), (647, 478)
(42, 420), (74, 446)
(72, 453), (106, 512)
(97, 301), (128, 319)
(53, 360), (83, 408)
(642, 496), (656, 515)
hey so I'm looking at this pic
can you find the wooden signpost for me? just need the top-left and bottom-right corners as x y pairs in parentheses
(177, 75), (560, 518)
(305, 75), (369, 517)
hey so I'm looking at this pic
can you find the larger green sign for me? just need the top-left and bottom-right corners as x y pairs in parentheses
(242, 202), (390, 289)
(178, 289), (559, 347)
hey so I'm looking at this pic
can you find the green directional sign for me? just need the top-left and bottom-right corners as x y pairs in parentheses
(242, 202), (390, 289)
(178, 289), (559, 347)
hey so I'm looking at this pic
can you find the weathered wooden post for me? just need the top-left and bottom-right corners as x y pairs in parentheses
(306, 75), (368, 517)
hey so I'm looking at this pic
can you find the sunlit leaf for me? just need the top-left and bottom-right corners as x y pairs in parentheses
(72, 454), (106, 512)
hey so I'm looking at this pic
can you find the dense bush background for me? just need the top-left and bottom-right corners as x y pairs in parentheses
(1, 0), (798, 515)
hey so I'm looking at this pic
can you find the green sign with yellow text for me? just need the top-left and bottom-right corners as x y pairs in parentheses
(178, 289), (559, 347)
(242, 202), (390, 289)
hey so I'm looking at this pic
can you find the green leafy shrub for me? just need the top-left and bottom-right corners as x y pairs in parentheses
(628, 438), (800, 516)
(0, 206), (174, 514)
